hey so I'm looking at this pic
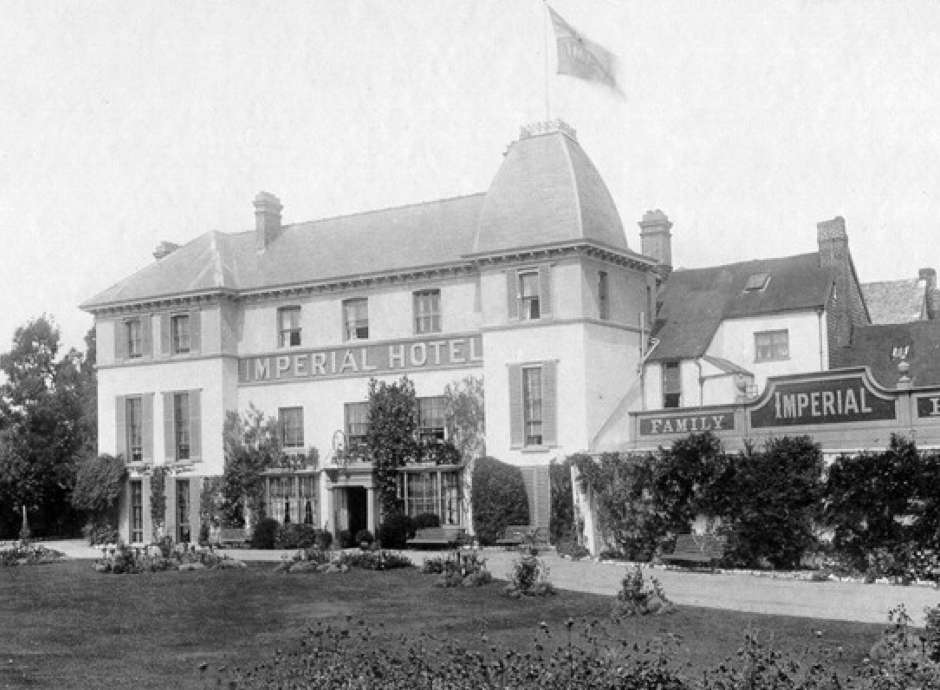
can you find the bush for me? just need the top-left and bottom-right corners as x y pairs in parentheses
(82, 521), (119, 546)
(413, 512), (441, 529)
(250, 517), (279, 549)
(503, 552), (555, 597)
(274, 523), (319, 549)
(315, 530), (333, 550)
(71, 454), (127, 542)
(94, 542), (242, 574)
(472, 456), (529, 545)
(354, 529), (374, 547)
(612, 565), (675, 617)
(338, 530), (354, 549)
(0, 541), (65, 567)
(338, 550), (413, 571)
(555, 536), (590, 560)
(430, 550), (492, 588)
(377, 512), (415, 549)
(549, 458), (574, 543)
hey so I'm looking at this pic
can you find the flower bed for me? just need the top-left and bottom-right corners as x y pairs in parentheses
(275, 547), (413, 574)
(94, 542), (244, 574)
(0, 541), (65, 567)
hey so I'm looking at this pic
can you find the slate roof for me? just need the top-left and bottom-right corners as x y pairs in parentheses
(649, 253), (835, 361)
(831, 321), (940, 387)
(861, 278), (926, 324)
(472, 129), (631, 256)
(83, 126), (640, 310)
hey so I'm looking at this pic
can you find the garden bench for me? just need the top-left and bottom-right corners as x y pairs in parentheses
(494, 524), (544, 549)
(405, 526), (467, 549)
(661, 534), (726, 569)
(217, 528), (249, 548)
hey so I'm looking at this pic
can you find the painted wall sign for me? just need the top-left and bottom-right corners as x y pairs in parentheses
(639, 411), (735, 436)
(917, 395), (940, 418)
(750, 374), (896, 428)
(239, 334), (483, 384)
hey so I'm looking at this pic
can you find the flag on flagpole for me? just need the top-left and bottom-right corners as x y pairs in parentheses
(547, 5), (620, 93)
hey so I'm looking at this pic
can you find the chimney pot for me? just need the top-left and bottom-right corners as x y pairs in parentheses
(153, 241), (180, 261)
(919, 267), (936, 290)
(255, 191), (283, 251)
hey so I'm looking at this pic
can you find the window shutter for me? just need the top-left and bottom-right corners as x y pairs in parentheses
(141, 315), (153, 357)
(541, 361), (558, 446)
(142, 393), (154, 463)
(539, 264), (552, 317)
(189, 310), (201, 353)
(115, 396), (126, 459)
(506, 270), (519, 320)
(508, 364), (523, 447)
(163, 392), (174, 462)
(188, 389), (201, 460)
(114, 322), (127, 361)
(160, 314), (171, 355)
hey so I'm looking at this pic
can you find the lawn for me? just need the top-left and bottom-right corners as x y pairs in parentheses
(0, 558), (887, 688)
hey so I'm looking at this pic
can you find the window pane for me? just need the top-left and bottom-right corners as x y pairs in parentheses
(174, 393), (190, 460)
(755, 330), (788, 361)
(523, 367), (542, 445)
(126, 397), (143, 462)
(343, 299), (369, 340)
(519, 272), (540, 320)
(279, 407), (304, 447)
(171, 315), (190, 353)
(130, 480), (143, 543)
(278, 307), (301, 347)
(127, 319), (142, 357)
(414, 290), (441, 334)
(176, 480), (190, 542)
(345, 402), (370, 449)
(418, 396), (446, 442)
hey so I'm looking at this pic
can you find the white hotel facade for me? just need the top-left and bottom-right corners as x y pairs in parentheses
(82, 121), (662, 544)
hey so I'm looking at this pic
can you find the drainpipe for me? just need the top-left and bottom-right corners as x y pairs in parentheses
(696, 360), (704, 406)
(817, 308), (826, 370)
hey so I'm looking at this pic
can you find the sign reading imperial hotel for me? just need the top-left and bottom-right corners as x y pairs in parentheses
(239, 335), (483, 384)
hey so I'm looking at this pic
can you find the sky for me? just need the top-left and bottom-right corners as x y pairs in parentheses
(2, 0), (940, 353)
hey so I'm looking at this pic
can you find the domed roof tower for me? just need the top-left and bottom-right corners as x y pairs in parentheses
(471, 121), (630, 257)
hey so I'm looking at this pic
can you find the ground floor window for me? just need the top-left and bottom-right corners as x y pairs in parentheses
(176, 479), (190, 542)
(398, 468), (461, 526)
(130, 480), (143, 543)
(265, 474), (319, 526)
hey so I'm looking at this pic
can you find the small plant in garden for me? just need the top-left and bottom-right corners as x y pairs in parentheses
(337, 549), (413, 571)
(274, 547), (340, 574)
(859, 603), (940, 686)
(428, 549), (492, 587)
(0, 541), (65, 567)
(612, 565), (676, 617)
(249, 517), (279, 549)
(354, 529), (374, 548)
(503, 551), (555, 597)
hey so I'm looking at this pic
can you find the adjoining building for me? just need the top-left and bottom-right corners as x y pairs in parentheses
(81, 120), (660, 544)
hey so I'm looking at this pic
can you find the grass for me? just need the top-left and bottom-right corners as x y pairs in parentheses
(0, 558), (887, 688)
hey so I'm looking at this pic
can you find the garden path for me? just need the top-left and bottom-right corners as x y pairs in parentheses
(37, 540), (940, 626)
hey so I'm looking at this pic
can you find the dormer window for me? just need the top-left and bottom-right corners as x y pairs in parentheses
(744, 273), (771, 292)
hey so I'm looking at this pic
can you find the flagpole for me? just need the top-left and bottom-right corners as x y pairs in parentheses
(542, 0), (551, 120)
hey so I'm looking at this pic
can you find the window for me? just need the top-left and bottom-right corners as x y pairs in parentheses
(399, 469), (461, 525)
(126, 319), (142, 358)
(598, 271), (610, 320)
(126, 397), (143, 462)
(755, 329), (789, 361)
(413, 290), (441, 334)
(176, 479), (190, 543)
(343, 298), (369, 341)
(173, 393), (190, 460)
(519, 271), (540, 320)
(522, 367), (543, 446)
(278, 306), (301, 347)
(663, 361), (681, 408)
(265, 474), (319, 525)
(279, 407), (304, 449)
(417, 397), (446, 442)
(345, 402), (370, 451)
(744, 273), (771, 292)
(129, 480), (143, 543)
(171, 314), (190, 354)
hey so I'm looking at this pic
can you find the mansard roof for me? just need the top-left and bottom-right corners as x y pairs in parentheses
(649, 253), (835, 361)
(471, 125), (630, 256)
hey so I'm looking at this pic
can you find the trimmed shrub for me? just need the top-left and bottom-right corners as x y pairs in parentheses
(250, 517), (279, 549)
(377, 512), (415, 549)
(315, 530), (333, 551)
(274, 523), (319, 549)
(503, 552), (555, 597)
(413, 512), (441, 529)
(338, 529), (354, 549)
(612, 565), (675, 617)
(354, 529), (374, 547)
(471, 456), (529, 545)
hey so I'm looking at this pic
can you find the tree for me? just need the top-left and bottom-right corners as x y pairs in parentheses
(367, 377), (419, 515)
(443, 376), (485, 461)
(220, 406), (286, 528)
(0, 316), (95, 538)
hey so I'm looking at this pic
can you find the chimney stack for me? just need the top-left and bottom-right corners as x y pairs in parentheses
(638, 209), (673, 271)
(153, 241), (180, 261)
(919, 267), (936, 290)
(254, 191), (283, 251)
(921, 268), (940, 320)
(817, 216), (866, 352)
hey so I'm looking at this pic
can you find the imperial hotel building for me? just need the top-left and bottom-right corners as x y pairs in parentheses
(82, 121), (663, 544)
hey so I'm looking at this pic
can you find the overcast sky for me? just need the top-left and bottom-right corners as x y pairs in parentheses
(2, 0), (939, 353)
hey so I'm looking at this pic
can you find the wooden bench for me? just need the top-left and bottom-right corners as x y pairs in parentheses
(494, 524), (543, 549)
(405, 526), (467, 549)
(216, 527), (248, 548)
(661, 534), (726, 569)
